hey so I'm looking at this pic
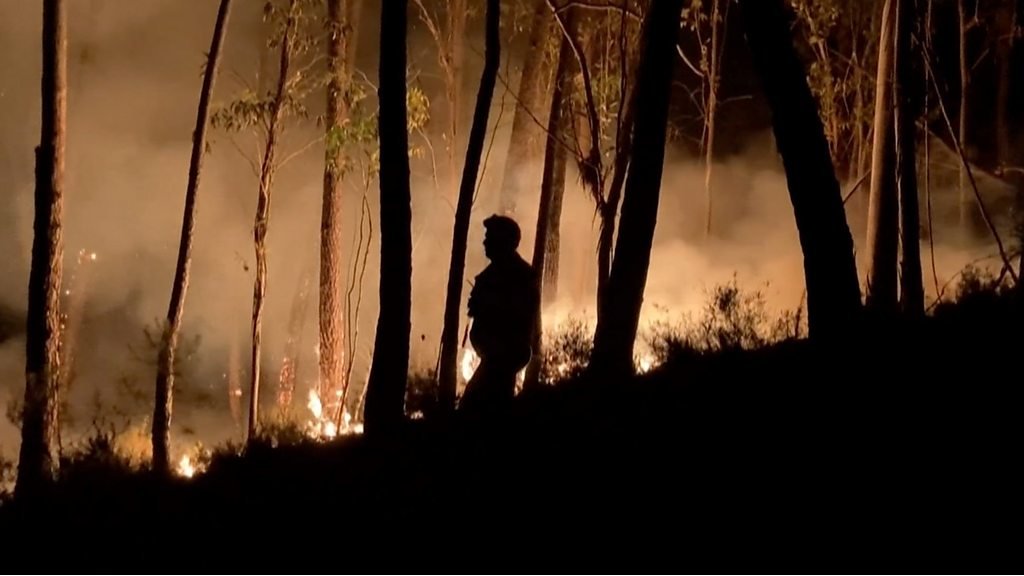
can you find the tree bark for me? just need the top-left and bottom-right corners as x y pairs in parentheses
(247, 0), (298, 443)
(365, 0), (413, 434)
(152, 0), (232, 477)
(437, 0), (501, 412)
(737, 0), (862, 340)
(895, 0), (924, 316)
(319, 0), (354, 418)
(498, 0), (556, 216)
(864, 0), (899, 314)
(17, 0), (66, 499)
(524, 29), (572, 390)
(589, 0), (684, 378)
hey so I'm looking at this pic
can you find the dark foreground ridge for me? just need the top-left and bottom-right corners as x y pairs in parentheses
(1, 288), (1021, 571)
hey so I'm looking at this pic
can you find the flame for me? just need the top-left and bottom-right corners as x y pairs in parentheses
(177, 454), (196, 479)
(460, 348), (480, 382)
(307, 389), (323, 420)
(305, 387), (363, 440)
(636, 353), (656, 374)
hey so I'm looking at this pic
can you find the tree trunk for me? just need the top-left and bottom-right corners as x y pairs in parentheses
(17, 0), (66, 499)
(542, 149), (567, 303)
(737, 0), (862, 340)
(958, 0), (973, 234)
(703, 0), (724, 238)
(247, 1), (297, 443)
(864, 0), (899, 314)
(437, 0), (501, 412)
(447, 0), (468, 204)
(589, 0), (684, 378)
(524, 29), (572, 390)
(596, 32), (642, 324)
(152, 0), (232, 477)
(498, 0), (556, 216)
(993, 0), (1015, 169)
(319, 0), (353, 418)
(365, 0), (413, 434)
(895, 0), (924, 316)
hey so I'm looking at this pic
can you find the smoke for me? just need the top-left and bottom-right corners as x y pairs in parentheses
(0, 0), (1012, 458)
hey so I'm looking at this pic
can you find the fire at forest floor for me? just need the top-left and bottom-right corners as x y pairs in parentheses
(0, 275), (1021, 570)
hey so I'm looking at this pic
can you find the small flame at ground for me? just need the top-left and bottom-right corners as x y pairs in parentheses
(177, 455), (196, 478)
(306, 388), (363, 440)
(636, 353), (656, 374)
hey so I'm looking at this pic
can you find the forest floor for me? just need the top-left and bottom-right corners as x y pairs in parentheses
(0, 279), (1021, 570)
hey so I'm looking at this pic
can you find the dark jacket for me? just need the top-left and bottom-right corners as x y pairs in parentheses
(467, 253), (538, 370)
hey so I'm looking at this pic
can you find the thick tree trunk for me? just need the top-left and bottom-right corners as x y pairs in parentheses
(737, 0), (862, 340)
(319, 0), (353, 416)
(437, 0), (501, 412)
(864, 0), (899, 314)
(524, 30), (572, 390)
(17, 0), (66, 499)
(895, 0), (924, 315)
(365, 0), (413, 434)
(589, 0), (684, 378)
(498, 0), (556, 216)
(152, 0), (232, 477)
(247, 1), (297, 443)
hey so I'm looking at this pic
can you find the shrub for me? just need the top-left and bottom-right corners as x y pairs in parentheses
(540, 316), (594, 385)
(646, 279), (796, 361)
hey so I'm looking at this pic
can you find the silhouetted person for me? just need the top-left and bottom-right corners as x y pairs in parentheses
(458, 215), (538, 416)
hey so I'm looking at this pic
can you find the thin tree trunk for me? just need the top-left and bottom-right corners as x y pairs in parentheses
(437, 0), (501, 412)
(524, 29), (572, 390)
(958, 0), (971, 233)
(247, 1), (297, 443)
(596, 46), (641, 322)
(703, 0), (723, 238)
(365, 0), (413, 434)
(895, 0), (923, 315)
(447, 0), (468, 204)
(152, 0), (232, 476)
(17, 0), (66, 499)
(737, 0), (862, 340)
(319, 0), (352, 416)
(498, 0), (556, 216)
(589, 0), (684, 378)
(865, 0), (899, 314)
